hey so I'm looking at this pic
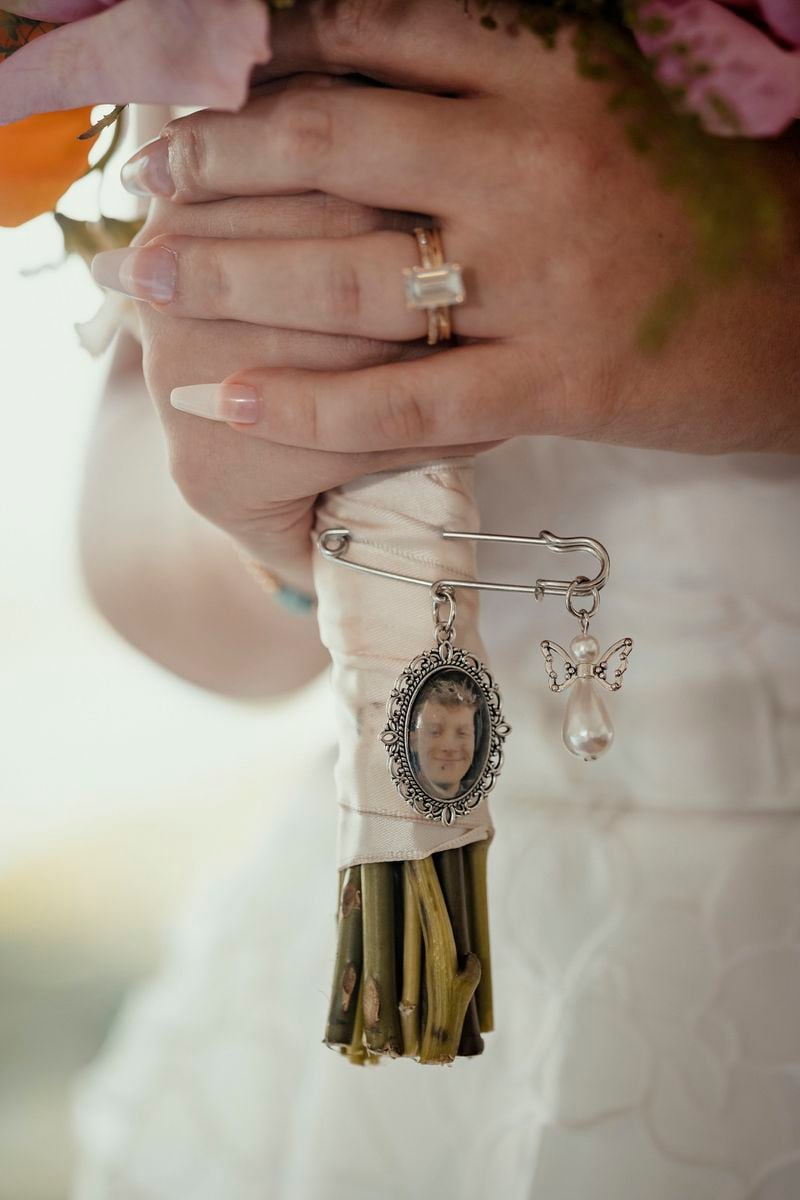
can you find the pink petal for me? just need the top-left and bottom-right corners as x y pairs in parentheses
(0, 0), (271, 125)
(636, 0), (800, 135)
(2, 2), (121, 18)
(757, 0), (800, 47)
(656, 1), (800, 49)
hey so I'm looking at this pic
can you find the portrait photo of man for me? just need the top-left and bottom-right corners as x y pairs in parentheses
(409, 672), (486, 802)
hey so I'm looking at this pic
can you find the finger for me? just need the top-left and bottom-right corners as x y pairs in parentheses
(258, 0), (521, 95)
(129, 189), (416, 248)
(366, 441), (504, 472)
(92, 229), (499, 340)
(138, 89), (497, 214)
(169, 345), (547, 452)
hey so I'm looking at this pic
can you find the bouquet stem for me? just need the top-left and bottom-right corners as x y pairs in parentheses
(342, 975), (370, 1065)
(361, 862), (403, 1057)
(399, 861), (422, 1057)
(464, 838), (494, 1033)
(406, 856), (481, 1064)
(324, 865), (363, 1049)
(327, 846), (492, 1064)
(435, 847), (484, 1057)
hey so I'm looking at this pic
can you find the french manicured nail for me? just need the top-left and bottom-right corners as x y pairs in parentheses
(170, 383), (260, 424)
(120, 137), (174, 197)
(91, 245), (177, 303)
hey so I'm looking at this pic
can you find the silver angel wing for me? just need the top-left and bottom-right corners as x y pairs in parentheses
(540, 640), (577, 693)
(593, 637), (633, 692)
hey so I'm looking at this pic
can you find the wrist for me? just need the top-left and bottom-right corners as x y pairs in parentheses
(233, 545), (316, 614)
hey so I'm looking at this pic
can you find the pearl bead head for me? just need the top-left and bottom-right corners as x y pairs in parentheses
(570, 634), (599, 663)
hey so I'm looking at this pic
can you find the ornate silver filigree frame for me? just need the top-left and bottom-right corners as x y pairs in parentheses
(380, 637), (511, 826)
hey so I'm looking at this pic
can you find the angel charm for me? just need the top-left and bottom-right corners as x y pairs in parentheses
(540, 575), (633, 760)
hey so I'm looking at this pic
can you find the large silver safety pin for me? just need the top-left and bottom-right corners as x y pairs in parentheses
(316, 528), (610, 599)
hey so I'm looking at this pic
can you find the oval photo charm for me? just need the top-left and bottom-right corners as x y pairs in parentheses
(380, 638), (510, 825)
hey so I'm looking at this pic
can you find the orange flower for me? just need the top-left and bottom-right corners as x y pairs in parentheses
(0, 1), (272, 226)
(0, 15), (92, 227)
(0, 104), (94, 227)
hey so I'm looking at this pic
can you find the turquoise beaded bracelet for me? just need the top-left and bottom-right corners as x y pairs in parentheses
(237, 551), (316, 615)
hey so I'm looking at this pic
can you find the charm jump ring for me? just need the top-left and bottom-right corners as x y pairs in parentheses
(566, 576), (600, 622)
(431, 583), (457, 640)
(403, 227), (466, 345)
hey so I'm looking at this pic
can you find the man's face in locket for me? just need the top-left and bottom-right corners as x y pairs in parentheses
(413, 699), (476, 797)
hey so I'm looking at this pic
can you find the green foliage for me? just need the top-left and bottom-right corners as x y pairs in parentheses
(53, 212), (145, 269)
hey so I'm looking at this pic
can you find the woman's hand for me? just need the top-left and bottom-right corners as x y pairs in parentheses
(99, 76), (489, 592)
(99, 0), (799, 456)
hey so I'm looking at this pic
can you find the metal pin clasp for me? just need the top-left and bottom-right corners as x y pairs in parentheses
(316, 527), (610, 599)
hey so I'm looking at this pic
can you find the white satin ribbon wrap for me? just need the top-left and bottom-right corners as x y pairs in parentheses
(313, 461), (496, 870)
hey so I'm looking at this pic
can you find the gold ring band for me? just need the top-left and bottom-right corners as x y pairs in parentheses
(403, 226), (465, 346)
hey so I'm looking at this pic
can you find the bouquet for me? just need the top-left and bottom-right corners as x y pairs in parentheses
(1, 0), (797, 1065)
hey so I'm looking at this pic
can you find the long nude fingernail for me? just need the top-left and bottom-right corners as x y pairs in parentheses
(120, 137), (174, 197)
(91, 245), (177, 303)
(170, 383), (260, 423)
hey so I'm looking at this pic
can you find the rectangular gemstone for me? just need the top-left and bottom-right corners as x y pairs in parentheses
(404, 264), (465, 309)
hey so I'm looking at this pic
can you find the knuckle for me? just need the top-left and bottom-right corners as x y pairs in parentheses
(195, 241), (232, 317)
(495, 121), (549, 196)
(274, 93), (334, 182)
(557, 129), (605, 191)
(499, 122), (602, 208)
(376, 380), (428, 445)
(168, 117), (210, 193)
(324, 0), (389, 55)
(281, 377), (321, 446)
(325, 254), (363, 324)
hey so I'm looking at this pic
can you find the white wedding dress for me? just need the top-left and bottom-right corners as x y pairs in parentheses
(71, 436), (800, 1200)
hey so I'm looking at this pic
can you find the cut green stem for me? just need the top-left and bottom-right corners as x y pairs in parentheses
(464, 837), (494, 1033)
(399, 861), (422, 1057)
(324, 865), (363, 1048)
(343, 973), (369, 1066)
(406, 856), (481, 1065)
(436, 847), (484, 1057)
(361, 862), (403, 1057)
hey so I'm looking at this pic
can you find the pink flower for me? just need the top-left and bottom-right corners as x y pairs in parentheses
(2, 2), (123, 18)
(635, 0), (800, 135)
(0, 0), (271, 126)
(752, 0), (800, 46)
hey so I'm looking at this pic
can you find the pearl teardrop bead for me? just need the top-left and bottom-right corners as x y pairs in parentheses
(562, 678), (614, 761)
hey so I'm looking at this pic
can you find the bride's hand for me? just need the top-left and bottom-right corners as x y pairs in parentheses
(97, 76), (487, 590)
(99, 0), (799, 456)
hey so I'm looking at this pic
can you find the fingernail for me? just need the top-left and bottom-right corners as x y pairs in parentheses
(120, 136), (174, 197)
(170, 383), (260, 423)
(91, 245), (177, 303)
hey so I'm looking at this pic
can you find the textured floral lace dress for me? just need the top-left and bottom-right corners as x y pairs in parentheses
(71, 429), (800, 1200)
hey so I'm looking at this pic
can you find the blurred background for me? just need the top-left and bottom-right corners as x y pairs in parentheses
(0, 110), (328, 1199)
